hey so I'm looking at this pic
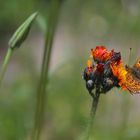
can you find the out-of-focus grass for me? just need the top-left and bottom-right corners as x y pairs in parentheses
(0, 0), (140, 140)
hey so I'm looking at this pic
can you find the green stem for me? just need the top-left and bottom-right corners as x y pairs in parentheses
(32, 1), (62, 140)
(85, 91), (100, 140)
(0, 48), (13, 85)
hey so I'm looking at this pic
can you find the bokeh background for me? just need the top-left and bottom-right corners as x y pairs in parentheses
(0, 0), (140, 140)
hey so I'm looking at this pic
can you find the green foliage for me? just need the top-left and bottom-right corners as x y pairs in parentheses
(0, 0), (140, 140)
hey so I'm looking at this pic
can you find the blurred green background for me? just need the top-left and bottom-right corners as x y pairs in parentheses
(0, 0), (140, 140)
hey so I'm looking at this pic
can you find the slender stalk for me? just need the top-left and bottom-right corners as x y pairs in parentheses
(85, 90), (100, 140)
(0, 48), (13, 85)
(32, 1), (62, 140)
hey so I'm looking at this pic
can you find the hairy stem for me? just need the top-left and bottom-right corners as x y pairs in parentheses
(85, 90), (100, 140)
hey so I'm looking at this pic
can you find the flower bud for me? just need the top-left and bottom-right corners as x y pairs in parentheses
(9, 12), (38, 49)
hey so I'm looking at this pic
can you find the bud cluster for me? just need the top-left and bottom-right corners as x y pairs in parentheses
(83, 46), (122, 94)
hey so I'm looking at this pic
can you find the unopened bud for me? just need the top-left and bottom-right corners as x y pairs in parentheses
(9, 12), (38, 49)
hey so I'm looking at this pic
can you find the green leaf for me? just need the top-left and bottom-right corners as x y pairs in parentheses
(8, 12), (38, 49)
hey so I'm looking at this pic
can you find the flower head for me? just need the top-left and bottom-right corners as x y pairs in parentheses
(91, 46), (114, 62)
(83, 46), (130, 95)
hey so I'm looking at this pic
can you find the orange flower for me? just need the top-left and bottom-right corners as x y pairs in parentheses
(91, 46), (113, 62)
(110, 60), (127, 89)
(87, 59), (93, 74)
